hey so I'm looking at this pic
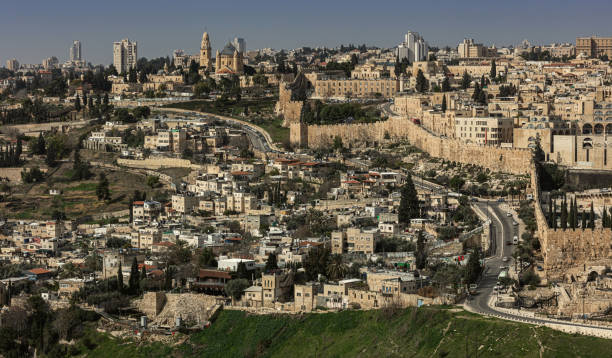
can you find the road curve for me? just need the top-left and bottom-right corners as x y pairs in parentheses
(156, 107), (283, 153)
(466, 202), (612, 336)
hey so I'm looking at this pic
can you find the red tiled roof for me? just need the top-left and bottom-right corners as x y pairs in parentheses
(231, 171), (251, 176)
(343, 180), (360, 184)
(150, 269), (164, 277)
(199, 269), (232, 279)
(137, 264), (157, 270)
(133, 201), (145, 205)
(29, 268), (50, 275)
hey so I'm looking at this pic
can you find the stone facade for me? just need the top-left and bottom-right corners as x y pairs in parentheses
(140, 291), (167, 318)
(294, 116), (532, 175)
(275, 73), (311, 127)
(531, 164), (612, 280)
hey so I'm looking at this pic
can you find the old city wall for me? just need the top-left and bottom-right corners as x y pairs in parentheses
(531, 164), (612, 280)
(276, 84), (304, 126)
(0, 168), (27, 183)
(301, 116), (532, 175)
(117, 157), (200, 170)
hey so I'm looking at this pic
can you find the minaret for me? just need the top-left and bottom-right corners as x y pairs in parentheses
(215, 50), (221, 73)
(200, 32), (211, 70)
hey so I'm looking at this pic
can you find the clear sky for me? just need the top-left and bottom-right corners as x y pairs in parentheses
(2, 0), (612, 66)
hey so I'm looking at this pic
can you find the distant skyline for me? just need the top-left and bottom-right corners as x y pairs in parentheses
(3, 0), (612, 66)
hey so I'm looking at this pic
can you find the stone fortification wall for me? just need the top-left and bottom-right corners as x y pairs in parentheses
(531, 164), (612, 280)
(117, 157), (199, 170)
(275, 82), (304, 126)
(0, 168), (26, 183)
(300, 116), (532, 175)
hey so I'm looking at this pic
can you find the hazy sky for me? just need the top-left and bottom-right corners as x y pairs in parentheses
(3, 0), (612, 66)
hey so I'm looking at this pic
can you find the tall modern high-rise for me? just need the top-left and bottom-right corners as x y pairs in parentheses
(396, 31), (428, 63)
(233, 37), (246, 55)
(113, 38), (138, 74)
(69, 40), (82, 62)
(6, 58), (19, 71)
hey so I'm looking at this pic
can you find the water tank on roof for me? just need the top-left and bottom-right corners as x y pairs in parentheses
(141, 316), (148, 329)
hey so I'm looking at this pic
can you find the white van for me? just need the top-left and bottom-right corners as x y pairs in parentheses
(513, 235), (519, 244)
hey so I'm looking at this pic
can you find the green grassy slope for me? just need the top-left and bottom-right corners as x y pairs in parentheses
(81, 307), (612, 358)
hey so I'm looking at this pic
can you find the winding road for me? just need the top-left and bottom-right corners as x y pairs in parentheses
(466, 201), (612, 337)
(155, 106), (282, 154)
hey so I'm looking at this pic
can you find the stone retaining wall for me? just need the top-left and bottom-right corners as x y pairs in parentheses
(295, 116), (532, 175)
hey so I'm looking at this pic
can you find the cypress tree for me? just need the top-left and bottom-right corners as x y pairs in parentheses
(442, 76), (451, 92)
(571, 198), (578, 230)
(461, 71), (471, 89)
(472, 82), (481, 101)
(560, 196), (568, 230)
(441, 95), (447, 112)
(602, 205), (608, 228)
(415, 69), (427, 93)
(490, 60), (497, 80)
(589, 203), (595, 229)
(581, 210), (587, 229)
(128, 257), (140, 294)
(568, 197), (573, 229)
(74, 95), (81, 112)
(548, 197), (553, 226)
(399, 175), (420, 225)
(117, 261), (123, 292)
(15, 139), (22, 161)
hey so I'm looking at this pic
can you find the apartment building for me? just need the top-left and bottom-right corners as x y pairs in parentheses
(132, 200), (162, 223)
(130, 228), (161, 250)
(6, 59), (19, 71)
(262, 271), (293, 306)
(458, 38), (496, 58)
(113, 38), (138, 74)
(144, 129), (186, 153)
(294, 283), (319, 312)
(454, 117), (513, 145)
(171, 194), (200, 214)
(576, 36), (612, 58)
(396, 31), (428, 63)
(331, 227), (380, 255)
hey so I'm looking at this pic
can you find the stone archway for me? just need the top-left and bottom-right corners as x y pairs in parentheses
(594, 123), (604, 134)
(582, 123), (593, 134)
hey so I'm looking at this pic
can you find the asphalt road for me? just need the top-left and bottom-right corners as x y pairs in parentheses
(466, 201), (612, 333)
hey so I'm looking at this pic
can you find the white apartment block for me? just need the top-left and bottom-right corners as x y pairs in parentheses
(455, 117), (513, 146)
(113, 38), (138, 74)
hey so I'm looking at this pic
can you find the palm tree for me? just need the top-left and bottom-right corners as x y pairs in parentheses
(326, 254), (348, 281)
